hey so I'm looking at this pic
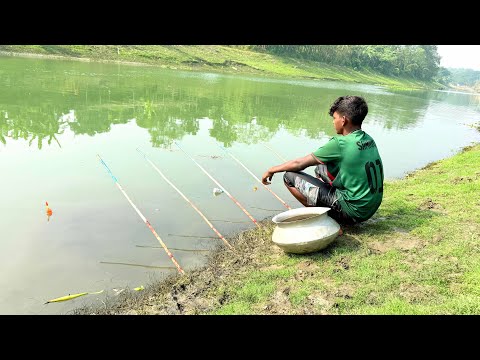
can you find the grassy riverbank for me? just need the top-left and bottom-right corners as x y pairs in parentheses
(74, 142), (480, 315)
(0, 45), (440, 90)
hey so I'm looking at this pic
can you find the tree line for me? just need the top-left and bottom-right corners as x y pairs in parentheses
(236, 45), (445, 83)
(447, 68), (480, 88)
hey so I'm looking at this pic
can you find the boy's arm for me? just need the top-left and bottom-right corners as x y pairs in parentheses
(262, 154), (318, 185)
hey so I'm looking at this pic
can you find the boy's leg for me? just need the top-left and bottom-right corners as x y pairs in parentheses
(283, 171), (336, 207)
(283, 171), (355, 225)
(285, 185), (309, 207)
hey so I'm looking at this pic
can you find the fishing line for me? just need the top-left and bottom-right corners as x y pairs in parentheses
(99, 261), (177, 269)
(216, 143), (291, 209)
(135, 245), (210, 252)
(263, 143), (288, 162)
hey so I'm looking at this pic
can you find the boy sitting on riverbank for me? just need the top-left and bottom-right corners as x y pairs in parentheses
(261, 95), (384, 225)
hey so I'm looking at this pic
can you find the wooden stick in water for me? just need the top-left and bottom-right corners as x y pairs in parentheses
(97, 154), (185, 274)
(174, 141), (261, 228)
(137, 148), (234, 251)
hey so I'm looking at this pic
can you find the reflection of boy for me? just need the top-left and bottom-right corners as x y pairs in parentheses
(261, 95), (384, 225)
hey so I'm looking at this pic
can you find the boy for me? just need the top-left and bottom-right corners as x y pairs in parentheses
(261, 95), (383, 225)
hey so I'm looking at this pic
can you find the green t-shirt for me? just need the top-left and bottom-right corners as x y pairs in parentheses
(312, 130), (383, 221)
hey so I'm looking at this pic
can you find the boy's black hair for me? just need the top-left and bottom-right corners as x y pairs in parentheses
(328, 96), (368, 126)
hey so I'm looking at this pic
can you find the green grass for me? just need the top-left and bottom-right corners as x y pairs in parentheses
(0, 45), (437, 90)
(212, 301), (253, 315)
(209, 144), (480, 314)
(211, 268), (296, 314)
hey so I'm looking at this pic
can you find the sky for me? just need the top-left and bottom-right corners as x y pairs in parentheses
(437, 45), (480, 71)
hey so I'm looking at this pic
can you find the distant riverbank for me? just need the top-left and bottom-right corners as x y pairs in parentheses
(0, 45), (442, 91)
(448, 84), (480, 94)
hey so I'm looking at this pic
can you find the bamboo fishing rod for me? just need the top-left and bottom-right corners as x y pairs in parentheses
(215, 143), (291, 210)
(97, 154), (185, 275)
(174, 141), (261, 228)
(136, 148), (234, 251)
(263, 143), (287, 162)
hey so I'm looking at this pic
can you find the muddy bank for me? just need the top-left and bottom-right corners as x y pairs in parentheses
(73, 220), (278, 315)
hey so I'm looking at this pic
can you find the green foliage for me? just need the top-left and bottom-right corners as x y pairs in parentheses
(250, 45), (441, 81)
(448, 68), (480, 86)
(474, 81), (480, 93)
(434, 67), (452, 85)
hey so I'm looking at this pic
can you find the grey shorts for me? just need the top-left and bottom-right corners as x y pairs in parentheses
(283, 166), (356, 225)
(314, 163), (334, 185)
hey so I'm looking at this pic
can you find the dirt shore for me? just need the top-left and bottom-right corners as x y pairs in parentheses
(73, 219), (283, 315)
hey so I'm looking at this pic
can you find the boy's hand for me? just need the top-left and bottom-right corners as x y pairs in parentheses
(262, 170), (274, 185)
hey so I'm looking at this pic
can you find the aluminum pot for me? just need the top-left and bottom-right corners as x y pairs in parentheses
(271, 207), (340, 254)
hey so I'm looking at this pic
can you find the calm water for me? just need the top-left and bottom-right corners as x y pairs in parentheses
(1, 56), (479, 314)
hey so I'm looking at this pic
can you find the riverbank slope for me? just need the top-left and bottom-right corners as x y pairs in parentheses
(0, 45), (441, 90)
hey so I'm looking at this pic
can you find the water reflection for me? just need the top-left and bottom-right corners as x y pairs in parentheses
(1, 56), (463, 150)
